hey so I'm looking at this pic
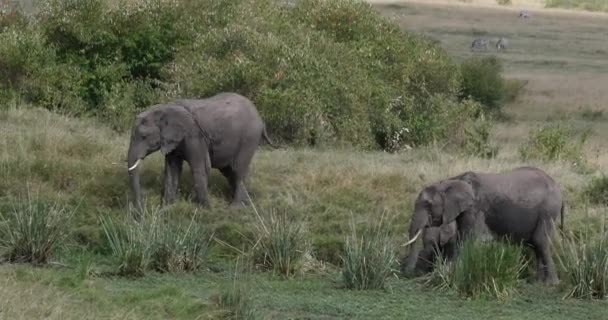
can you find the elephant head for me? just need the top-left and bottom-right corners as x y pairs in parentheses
(127, 104), (202, 209)
(400, 179), (474, 275)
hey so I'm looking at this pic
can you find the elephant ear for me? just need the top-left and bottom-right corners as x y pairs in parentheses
(159, 108), (186, 155)
(441, 181), (474, 225)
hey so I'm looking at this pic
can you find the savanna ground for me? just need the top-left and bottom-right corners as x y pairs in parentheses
(1, 0), (608, 319)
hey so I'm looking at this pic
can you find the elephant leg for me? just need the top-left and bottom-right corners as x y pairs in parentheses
(532, 221), (559, 285)
(190, 162), (210, 208)
(162, 155), (183, 205)
(226, 147), (256, 208)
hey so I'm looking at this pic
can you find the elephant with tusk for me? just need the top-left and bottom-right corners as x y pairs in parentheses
(400, 166), (565, 285)
(126, 92), (277, 210)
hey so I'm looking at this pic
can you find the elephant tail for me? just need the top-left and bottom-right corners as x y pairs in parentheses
(261, 125), (279, 149)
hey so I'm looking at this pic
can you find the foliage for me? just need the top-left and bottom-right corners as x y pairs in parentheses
(496, 0), (512, 5)
(556, 228), (608, 300)
(101, 206), (212, 276)
(461, 115), (499, 158)
(0, 194), (73, 264)
(426, 239), (527, 300)
(519, 124), (590, 164)
(459, 56), (506, 111)
(341, 213), (396, 290)
(252, 208), (309, 277)
(582, 175), (608, 206)
(0, 0), (474, 150)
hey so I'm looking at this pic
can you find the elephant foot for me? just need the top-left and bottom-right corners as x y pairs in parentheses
(229, 200), (247, 208)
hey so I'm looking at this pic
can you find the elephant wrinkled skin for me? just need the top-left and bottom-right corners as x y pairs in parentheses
(401, 166), (565, 285)
(127, 92), (276, 209)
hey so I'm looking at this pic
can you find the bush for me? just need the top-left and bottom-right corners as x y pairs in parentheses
(252, 208), (309, 277)
(556, 229), (608, 300)
(101, 206), (212, 276)
(0, 195), (73, 264)
(519, 124), (590, 164)
(459, 56), (506, 111)
(461, 115), (499, 158)
(583, 175), (608, 206)
(341, 213), (396, 290)
(426, 239), (527, 300)
(496, 0), (512, 5)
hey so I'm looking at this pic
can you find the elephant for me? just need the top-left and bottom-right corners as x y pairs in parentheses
(126, 92), (276, 209)
(400, 166), (565, 285)
(404, 221), (459, 274)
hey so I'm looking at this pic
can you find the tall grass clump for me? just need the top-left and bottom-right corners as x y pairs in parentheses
(519, 124), (590, 164)
(252, 207), (309, 277)
(556, 228), (608, 300)
(216, 261), (257, 320)
(426, 239), (527, 300)
(341, 213), (397, 290)
(101, 206), (212, 276)
(0, 194), (74, 264)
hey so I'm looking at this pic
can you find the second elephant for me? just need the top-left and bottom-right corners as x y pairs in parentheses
(401, 166), (565, 285)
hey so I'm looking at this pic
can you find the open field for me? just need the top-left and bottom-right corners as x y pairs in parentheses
(1, 0), (608, 319)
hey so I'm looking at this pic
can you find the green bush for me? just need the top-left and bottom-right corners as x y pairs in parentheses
(459, 56), (506, 111)
(0, 0), (475, 150)
(496, 0), (512, 5)
(0, 195), (74, 264)
(426, 239), (527, 299)
(583, 175), (608, 206)
(462, 115), (499, 158)
(519, 124), (590, 163)
(252, 208), (309, 277)
(341, 214), (396, 290)
(556, 229), (608, 300)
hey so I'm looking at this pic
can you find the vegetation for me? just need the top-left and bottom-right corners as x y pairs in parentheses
(519, 124), (590, 164)
(0, 194), (73, 264)
(556, 229), (608, 300)
(426, 239), (528, 300)
(582, 175), (608, 206)
(252, 208), (309, 277)
(0, 0), (607, 318)
(341, 213), (397, 290)
(459, 56), (506, 112)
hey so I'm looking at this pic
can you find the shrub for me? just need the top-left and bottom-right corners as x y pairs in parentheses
(459, 56), (506, 111)
(426, 239), (527, 300)
(583, 175), (608, 206)
(0, 195), (74, 264)
(519, 124), (590, 164)
(252, 208), (309, 277)
(101, 213), (151, 277)
(556, 229), (608, 300)
(496, 0), (512, 5)
(461, 115), (499, 158)
(341, 213), (396, 290)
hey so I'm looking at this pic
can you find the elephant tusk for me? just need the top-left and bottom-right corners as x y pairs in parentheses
(402, 229), (422, 247)
(128, 159), (141, 172)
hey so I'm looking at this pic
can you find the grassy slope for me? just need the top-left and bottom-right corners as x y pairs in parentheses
(2, 2), (608, 319)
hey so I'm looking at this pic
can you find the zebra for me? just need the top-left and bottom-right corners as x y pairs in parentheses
(471, 38), (490, 51)
(519, 10), (531, 19)
(496, 37), (508, 51)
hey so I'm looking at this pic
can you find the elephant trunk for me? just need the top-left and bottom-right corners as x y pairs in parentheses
(400, 210), (429, 276)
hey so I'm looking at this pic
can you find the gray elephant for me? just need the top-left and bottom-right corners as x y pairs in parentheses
(400, 166), (565, 285)
(404, 221), (458, 274)
(127, 92), (276, 209)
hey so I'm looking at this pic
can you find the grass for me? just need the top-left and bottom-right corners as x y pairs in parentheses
(340, 212), (397, 290)
(0, 0), (608, 318)
(426, 239), (528, 300)
(546, 0), (608, 12)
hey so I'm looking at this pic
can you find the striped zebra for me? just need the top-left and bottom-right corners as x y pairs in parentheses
(496, 37), (508, 51)
(519, 10), (531, 19)
(471, 38), (490, 51)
